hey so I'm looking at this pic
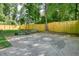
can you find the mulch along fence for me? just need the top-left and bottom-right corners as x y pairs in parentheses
(0, 20), (79, 34)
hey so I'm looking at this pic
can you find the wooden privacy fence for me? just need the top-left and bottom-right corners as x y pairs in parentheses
(48, 20), (79, 34)
(0, 24), (46, 32)
(0, 20), (79, 34)
(19, 24), (46, 32)
(0, 25), (19, 30)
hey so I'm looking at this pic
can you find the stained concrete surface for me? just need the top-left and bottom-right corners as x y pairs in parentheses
(0, 33), (79, 56)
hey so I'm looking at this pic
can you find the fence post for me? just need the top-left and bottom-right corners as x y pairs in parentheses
(45, 3), (48, 32)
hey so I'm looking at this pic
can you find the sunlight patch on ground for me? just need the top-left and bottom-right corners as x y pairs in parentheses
(33, 44), (39, 47)
(42, 37), (52, 41)
(18, 41), (30, 44)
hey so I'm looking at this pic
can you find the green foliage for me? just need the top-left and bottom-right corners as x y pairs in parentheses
(24, 4), (40, 22)
(47, 3), (76, 22)
(0, 30), (12, 49)
(35, 16), (46, 24)
(0, 4), (5, 22)
(0, 14), (5, 22)
(0, 3), (79, 24)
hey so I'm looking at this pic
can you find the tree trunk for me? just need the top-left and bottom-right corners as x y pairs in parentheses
(45, 3), (48, 31)
(75, 3), (78, 20)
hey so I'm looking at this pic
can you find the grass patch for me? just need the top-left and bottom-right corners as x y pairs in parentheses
(0, 31), (12, 49)
(0, 30), (26, 49)
(0, 30), (23, 49)
(1, 30), (20, 36)
(0, 37), (12, 49)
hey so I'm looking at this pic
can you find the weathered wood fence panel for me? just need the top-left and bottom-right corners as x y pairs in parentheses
(0, 20), (79, 34)
(0, 25), (19, 30)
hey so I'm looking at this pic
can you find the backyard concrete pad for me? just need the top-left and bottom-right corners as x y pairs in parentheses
(0, 33), (79, 56)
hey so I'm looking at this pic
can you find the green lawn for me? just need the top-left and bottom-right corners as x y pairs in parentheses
(1, 30), (19, 36)
(0, 32), (11, 49)
(0, 36), (11, 49)
(0, 30), (28, 49)
(0, 30), (22, 49)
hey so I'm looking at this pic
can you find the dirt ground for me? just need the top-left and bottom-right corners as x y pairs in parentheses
(0, 33), (79, 56)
